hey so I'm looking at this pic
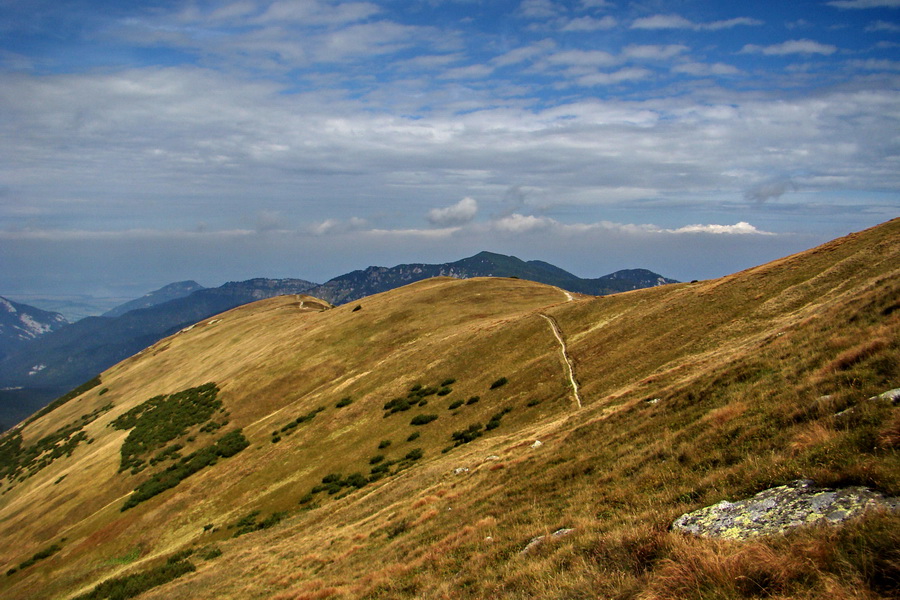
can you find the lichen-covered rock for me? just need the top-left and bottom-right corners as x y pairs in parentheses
(673, 480), (900, 540)
(870, 388), (900, 405)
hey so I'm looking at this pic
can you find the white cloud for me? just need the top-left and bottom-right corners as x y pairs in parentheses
(575, 67), (652, 86)
(427, 197), (479, 226)
(867, 20), (900, 31)
(542, 49), (618, 68)
(666, 222), (772, 235)
(631, 14), (693, 30)
(253, 0), (381, 24)
(518, 0), (564, 19)
(828, 0), (900, 8)
(703, 17), (765, 30)
(492, 213), (555, 233)
(309, 217), (369, 236)
(579, 0), (613, 8)
(631, 14), (762, 30)
(492, 40), (556, 67)
(438, 64), (495, 80)
(672, 61), (741, 76)
(561, 16), (617, 31)
(741, 39), (838, 55)
(622, 44), (689, 60)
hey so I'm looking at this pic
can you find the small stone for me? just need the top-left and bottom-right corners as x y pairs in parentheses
(453, 467), (469, 475)
(530, 440), (543, 449)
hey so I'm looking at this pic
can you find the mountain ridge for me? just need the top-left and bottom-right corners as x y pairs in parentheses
(102, 281), (206, 318)
(306, 250), (676, 305)
(0, 254), (674, 425)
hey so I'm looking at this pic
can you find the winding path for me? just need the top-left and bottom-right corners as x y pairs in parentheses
(541, 313), (582, 409)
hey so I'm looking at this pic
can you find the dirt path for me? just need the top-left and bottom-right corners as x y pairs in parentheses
(541, 314), (582, 409)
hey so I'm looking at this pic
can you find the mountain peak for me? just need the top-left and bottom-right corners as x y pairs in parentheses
(103, 281), (207, 318)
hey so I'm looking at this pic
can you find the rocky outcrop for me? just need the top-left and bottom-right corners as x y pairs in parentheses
(673, 479), (900, 540)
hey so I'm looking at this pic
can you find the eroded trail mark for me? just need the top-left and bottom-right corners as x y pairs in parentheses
(541, 314), (582, 409)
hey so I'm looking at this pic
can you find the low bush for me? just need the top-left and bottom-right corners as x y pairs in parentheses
(451, 424), (483, 446)
(490, 377), (508, 389)
(336, 397), (353, 408)
(448, 400), (464, 410)
(410, 414), (438, 426)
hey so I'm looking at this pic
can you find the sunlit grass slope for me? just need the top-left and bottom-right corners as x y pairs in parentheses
(1, 218), (899, 600)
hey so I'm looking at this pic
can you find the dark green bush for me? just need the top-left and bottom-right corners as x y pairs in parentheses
(448, 400), (464, 410)
(378, 440), (392, 449)
(404, 448), (424, 461)
(437, 387), (452, 396)
(451, 424), (483, 446)
(490, 377), (508, 389)
(440, 378), (456, 387)
(410, 414), (438, 426)
(407, 432), (420, 442)
(336, 397), (353, 408)
(383, 398), (412, 414)
(369, 455), (384, 464)
(466, 396), (480, 405)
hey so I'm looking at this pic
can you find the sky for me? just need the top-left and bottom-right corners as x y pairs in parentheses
(1, 0), (898, 298)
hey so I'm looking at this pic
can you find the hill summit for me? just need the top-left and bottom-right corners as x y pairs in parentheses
(0, 221), (898, 600)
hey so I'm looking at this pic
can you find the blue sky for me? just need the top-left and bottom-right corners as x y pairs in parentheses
(1, 0), (898, 298)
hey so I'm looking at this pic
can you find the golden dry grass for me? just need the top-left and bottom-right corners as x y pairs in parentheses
(0, 218), (899, 600)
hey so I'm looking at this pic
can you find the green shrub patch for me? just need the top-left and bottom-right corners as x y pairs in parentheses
(111, 383), (222, 473)
(0, 402), (112, 483)
(72, 555), (195, 600)
(121, 430), (249, 511)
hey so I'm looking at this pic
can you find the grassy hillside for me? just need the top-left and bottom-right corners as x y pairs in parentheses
(1, 219), (898, 600)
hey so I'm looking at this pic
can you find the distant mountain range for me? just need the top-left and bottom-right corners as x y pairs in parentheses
(102, 280), (207, 317)
(0, 252), (676, 429)
(0, 297), (68, 362)
(308, 251), (676, 305)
